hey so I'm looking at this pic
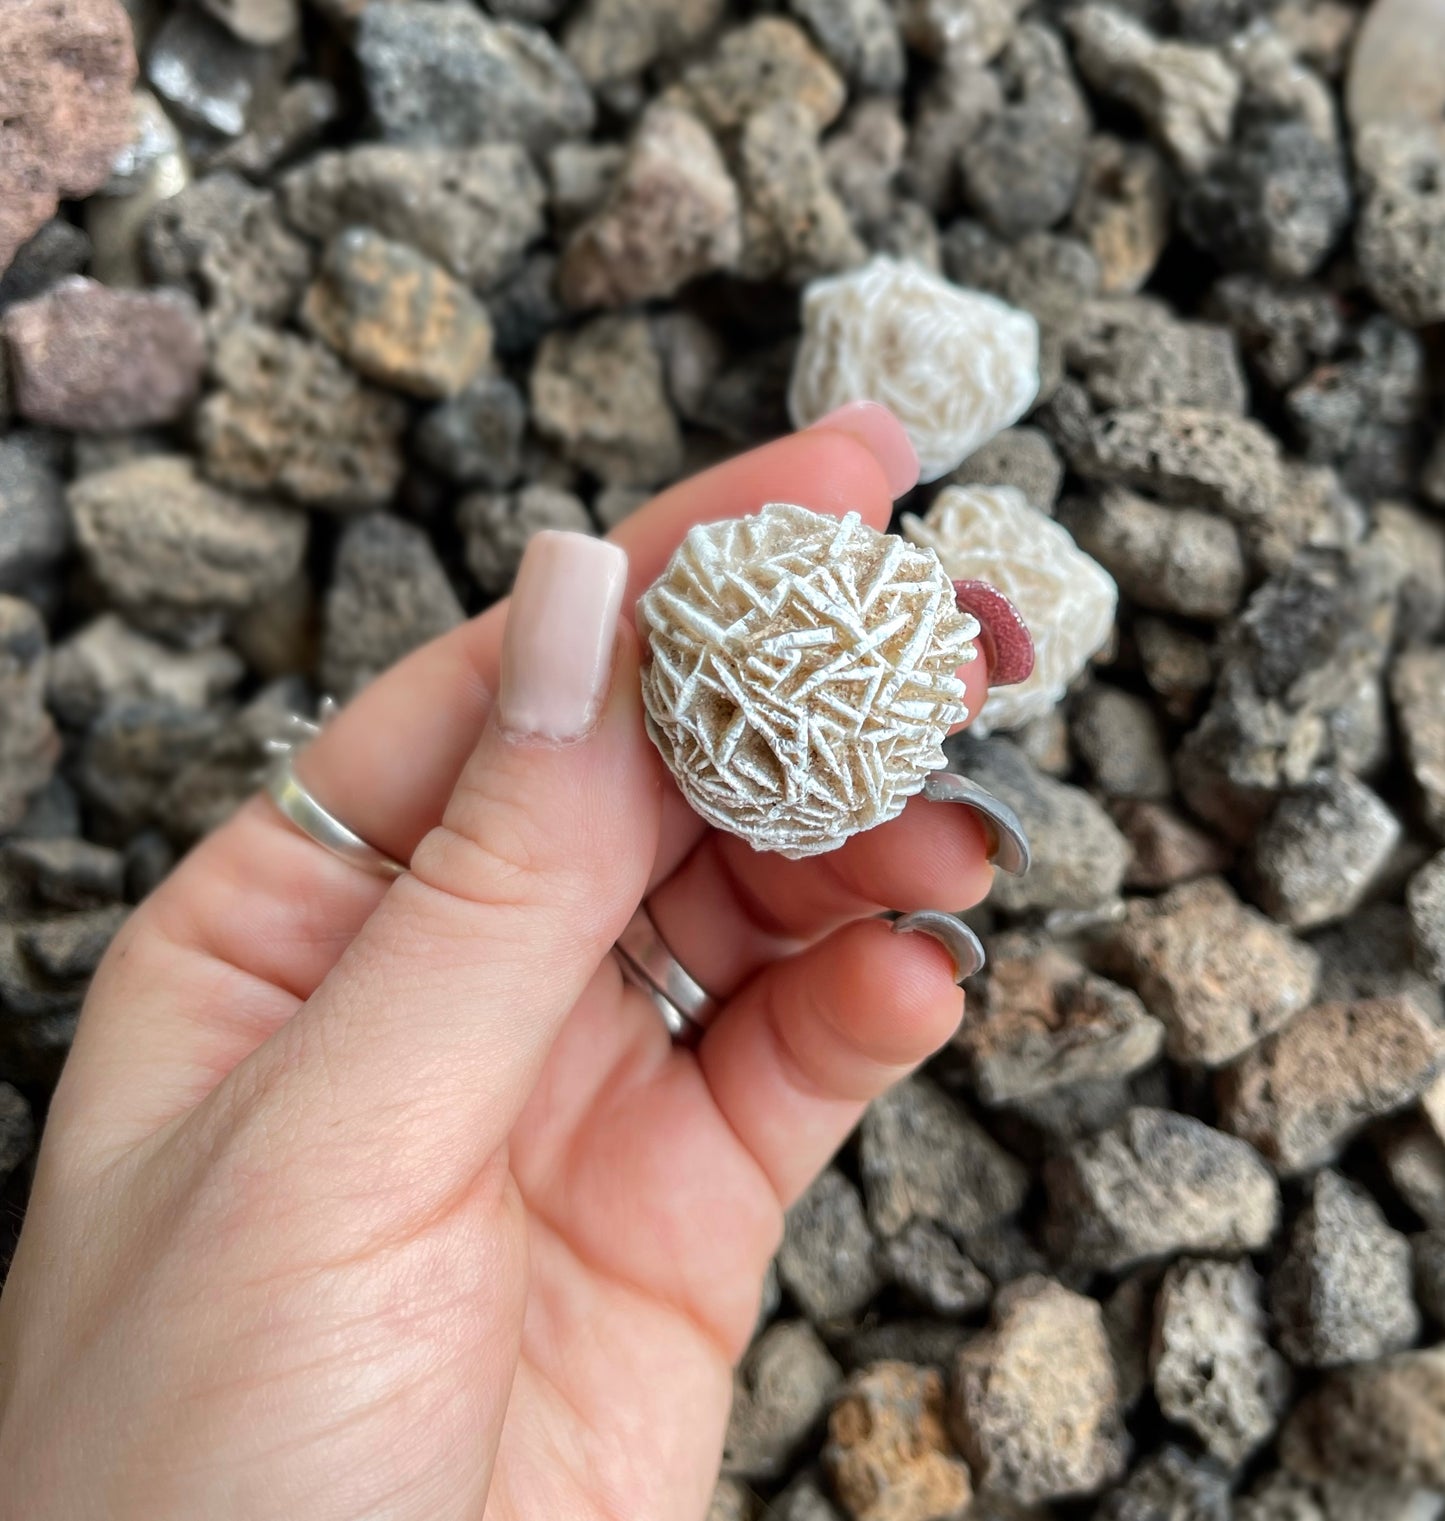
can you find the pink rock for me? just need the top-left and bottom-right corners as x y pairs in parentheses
(5, 278), (206, 432)
(0, 0), (138, 272)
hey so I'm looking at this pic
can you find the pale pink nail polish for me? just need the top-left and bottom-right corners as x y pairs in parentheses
(499, 531), (628, 741)
(804, 399), (920, 498)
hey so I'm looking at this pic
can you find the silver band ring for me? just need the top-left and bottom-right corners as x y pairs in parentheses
(614, 903), (717, 1046)
(266, 755), (408, 881)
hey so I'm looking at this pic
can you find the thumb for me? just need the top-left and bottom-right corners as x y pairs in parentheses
(239, 531), (663, 1198)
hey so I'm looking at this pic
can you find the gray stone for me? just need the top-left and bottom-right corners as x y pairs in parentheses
(1272, 1169), (1421, 1368)
(1355, 123), (1445, 327)
(19, 905), (129, 981)
(0, 434), (67, 595)
(205, 77), (337, 179)
(200, 0), (296, 46)
(1381, 1119), (1445, 1229)
(1061, 488), (1245, 621)
(707, 1477), (757, 1521)
(1152, 1258), (1290, 1466)
(722, 1320), (842, 1481)
(859, 1077), (1028, 1240)
(144, 173), (312, 323)
(198, 323), (408, 512)
(1311, 904), (1442, 1021)
(1070, 136), (1171, 295)
(2, 838), (124, 910)
(950, 1276), (1128, 1505)
(0, 220), (92, 311)
(1248, 773), (1402, 930)
(1094, 1447), (1232, 1521)
(946, 427), (1062, 514)
(1408, 853), (1445, 983)
(1115, 800), (1232, 891)
(559, 104), (740, 309)
(0, 1081), (34, 1184)
(771, 1471), (843, 1521)
(416, 377), (526, 490)
(878, 1219), (993, 1318)
(320, 515), (464, 701)
(896, 0), (1025, 65)
(1416, 1230), (1445, 1324)
(1376, 502), (1445, 644)
(300, 228), (493, 400)
(281, 144), (545, 291)
(1208, 274), (1345, 392)
(531, 314), (683, 488)
(777, 1169), (884, 1326)
(1070, 684), (1173, 800)
(460, 485), (594, 601)
(834, 1320), (973, 1374)
(944, 736), (1131, 915)
(1280, 1347), (1445, 1491)
(1134, 617), (1216, 724)
(69, 455), (307, 630)
(822, 97), (906, 239)
(1066, 301), (1248, 415)
(146, 6), (284, 138)
(357, 1), (594, 153)
(961, 932), (1164, 1104)
(789, 0), (904, 93)
(0, 598), (60, 832)
(1099, 875), (1319, 1068)
(1219, 995), (1445, 1176)
(1393, 647), (1445, 837)
(1103, 1268), (1157, 1409)
(563, 0), (726, 90)
(667, 17), (845, 135)
(1043, 1108), (1280, 1273)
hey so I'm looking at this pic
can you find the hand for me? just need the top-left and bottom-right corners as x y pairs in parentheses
(0, 413), (997, 1521)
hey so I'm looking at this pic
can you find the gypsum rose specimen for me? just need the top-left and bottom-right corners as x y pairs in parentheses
(787, 255), (1041, 482)
(638, 501), (980, 858)
(904, 485), (1117, 735)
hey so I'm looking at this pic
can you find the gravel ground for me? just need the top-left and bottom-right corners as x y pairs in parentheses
(2, 0), (1444, 1515)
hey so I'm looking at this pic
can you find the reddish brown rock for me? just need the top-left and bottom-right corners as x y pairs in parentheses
(5, 278), (205, 431)
(0, 0), (137, 272)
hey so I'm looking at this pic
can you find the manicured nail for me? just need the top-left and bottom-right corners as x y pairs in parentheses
(805, 400), (920, 499)
(922, 771), (1032, 876)
(499, 530), (628, 741)
(892, 910), (986, 983)
(953, 579), (1035, 688)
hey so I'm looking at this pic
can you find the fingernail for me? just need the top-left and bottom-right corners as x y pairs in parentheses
(805, 400), (919, 499)
(952, 580), (1035, 688)
(922, 771), (1032, 876)
(892, 910), (986, 983)
(500, 530), (628, 741)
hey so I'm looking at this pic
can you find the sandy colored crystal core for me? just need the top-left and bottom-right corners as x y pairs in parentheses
(904, 484), (1117, 735)
(787, 255), (1041, 482)
(638, 501), (978, 858)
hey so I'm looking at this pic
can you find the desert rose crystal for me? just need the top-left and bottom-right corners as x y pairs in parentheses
(904, 485), (1117, 735)
(637, 501), (979, 858)
(787, 255), (1041, 482)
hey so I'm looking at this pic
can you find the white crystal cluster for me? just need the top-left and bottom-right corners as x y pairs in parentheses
(787, 255), (1041, 482)
(904, 486), (1117, 735)
(638, 501), (979, 858)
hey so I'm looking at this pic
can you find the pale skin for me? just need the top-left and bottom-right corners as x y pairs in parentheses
(0, 417), (996, 1520)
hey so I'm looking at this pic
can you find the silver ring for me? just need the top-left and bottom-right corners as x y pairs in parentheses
(614, 902), (717, 1045)
(265, 755), (407, 881)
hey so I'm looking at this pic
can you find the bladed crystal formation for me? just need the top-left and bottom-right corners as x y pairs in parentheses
(638, 501), (979, 858)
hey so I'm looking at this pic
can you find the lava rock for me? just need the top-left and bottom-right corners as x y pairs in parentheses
(945, 736), (1131, 915)
(357, 1), (595, 153)
(707, 1477), (757, 1521)
(949, 1276), (1128, 1504)
(0, 434), (67, 594)
(859, 1077), (1029, 1240)
(530, 314), (683, 487)
(4, 278), (204, 432)
(559, 104), (740, 309)
(0, 1080), (35, 1184)
(1271, 1169), (1421, 1368)
(1219, 995), (1445, 1175)
(789, 0), (905, 93)
(945, 427), (1062, 513)
(198, 323), (408, 511)
(144, 173), (312, 324)
(1043, 1107), (1280, 1272)
(1392, 646), (1445, 837)
(0, 0), (137, 271)
(68, 455), (307, 629)
(723, 1320), (843, 1481)
(1312, 903), (1443, 1023)
(778, 1170), (884, 1326)
(1247, 774), (1402, 930)
(563, 0), (726, 90)
(460, 484), (594, 600)
(1097, 875), (1319, 1068)
(961, 932), (1164, 1104)
(1151, 1257), (1291, 1465)
(319, 515), (464, 701)
(301, 228), (493, 400)
(1115, 800), (1232, 890)
(0, 219), (92, 312)
(877, 1220), (993, 1318)
(667, 17), (845, 134)
(144, 7), (285, 139)
(1416, 1231), (1445, 1324)
(1070, 684), (1173, 800)
(1280, 1347), (1445, 1491)
(1070, 136), (1171, 294)
(0, 598), (61, 831)
(415, 376), (527, 490)
(1355, 123), (1445, 327)
(2, 837), (124, 909)
(1094, 1446), (1232, 1521)
(1408, 853), (1445, 984)
(1061, 488), (1245, 621)
(18, 905), (129, 982)
(1375, 502), (1445, 644)
(824, 1362), (974, 1521)
(281, 144), (546, 292)
(1065, 301), (1248, 415)
(1208, 274), (1345, 393)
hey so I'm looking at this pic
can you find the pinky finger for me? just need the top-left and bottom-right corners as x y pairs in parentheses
(696, 916), (968, 1207)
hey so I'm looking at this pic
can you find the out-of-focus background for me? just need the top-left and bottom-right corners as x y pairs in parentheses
(2, 0), (1444, 1513)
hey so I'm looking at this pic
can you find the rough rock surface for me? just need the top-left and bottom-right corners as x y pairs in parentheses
(724, 1321), (843, 1482)
(778, 1170), (884, 1327)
